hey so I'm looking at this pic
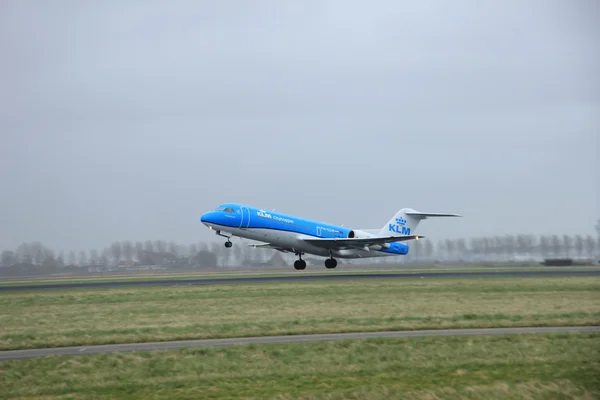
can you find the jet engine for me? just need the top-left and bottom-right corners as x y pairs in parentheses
(346, 229), (375, 239)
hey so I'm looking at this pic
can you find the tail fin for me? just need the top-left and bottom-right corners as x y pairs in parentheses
(379, 208), (462, 237)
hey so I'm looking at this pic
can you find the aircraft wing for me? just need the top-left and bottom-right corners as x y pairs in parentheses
(247, 243), (296, 253)
(301, 235), (424, 250)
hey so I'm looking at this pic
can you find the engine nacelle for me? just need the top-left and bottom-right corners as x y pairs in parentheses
(346, 229), (374, 239)
(347, 229), (391, 250)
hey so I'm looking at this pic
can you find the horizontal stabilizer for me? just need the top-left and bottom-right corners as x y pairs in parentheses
(404, 211), (462, 219)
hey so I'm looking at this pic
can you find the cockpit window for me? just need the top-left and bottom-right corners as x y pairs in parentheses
(223, 207), (235, 213)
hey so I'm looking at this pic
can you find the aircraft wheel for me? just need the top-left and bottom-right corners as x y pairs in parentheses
(224, 241), (232, 248)
(325, 258), (337, 269)
(294, 260), (306, 270)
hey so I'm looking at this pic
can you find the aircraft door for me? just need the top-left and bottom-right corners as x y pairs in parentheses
(240, 206), (251, 229)
(316, 227), (322, 237)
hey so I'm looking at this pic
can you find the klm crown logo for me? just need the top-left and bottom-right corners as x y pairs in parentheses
(389, 216), (410, 235)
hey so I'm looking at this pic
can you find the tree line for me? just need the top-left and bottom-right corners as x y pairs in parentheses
(1, 233), (599, 269)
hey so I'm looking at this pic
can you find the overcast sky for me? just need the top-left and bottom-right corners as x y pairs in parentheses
(1, 0), (598, 252)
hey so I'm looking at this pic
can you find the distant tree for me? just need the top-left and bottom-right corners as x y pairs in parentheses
(31, 242), (45, 265)
(78, 251), (88, 266)
(67, 251), (76, 266)
(89, 249), (99, 265)
(410, 240), (422, 262)
(56, 252), (65, 268)
(468, 238), (480, 261)
(168, 241), (178, 255)
(42, 254), (57, 268)
(110, 242), (122, 264)
(525, 235), (537, 259)
(436, 240), (446, 260)
(191, 250), (218, 268)
(210, 242), (224, 267)
(100, 248), (110, 266)
(563, 235), (573, 258)
(455, 239), (467, 261)
(444, 239), (455, 261)
(189, 243), (198, 258)
(423, 240), (434, 261)
(539, 236), (549, 258)
(504, 235), (516, 261)
(596, 218), (600, 237)
(550, 235), (561, 258)
(134, 242), (144, 261)
(516, 235), (528, 258)
(144, 240), (154, 254)
(492, 236), (504, 261)
(583, 235), (595, 259)
(573, 235), (584, 260)
(15, 243), (33, 264)
(240, 244), (253, 264)
(230, 243), (241, 265)
(1, 250), (15, 267)
(484, 236), (493, 258)
(221, 242), (233, 266)
(122, 241), (133, 261)
(154, 240), (166, 254)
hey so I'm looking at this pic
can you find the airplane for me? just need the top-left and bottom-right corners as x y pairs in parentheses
(200, 203), (461, 270)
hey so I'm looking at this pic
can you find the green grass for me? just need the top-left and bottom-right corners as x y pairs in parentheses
(1, 277), (598, 350)
(1, 333), (598, 399)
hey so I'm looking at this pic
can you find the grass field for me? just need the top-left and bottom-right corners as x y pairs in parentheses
(1, 333), (598, 399)
(1, 276), (598, 350)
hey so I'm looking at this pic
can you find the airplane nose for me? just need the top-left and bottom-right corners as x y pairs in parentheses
(200, 211), (218, 226)
(200, 212), (211, 224)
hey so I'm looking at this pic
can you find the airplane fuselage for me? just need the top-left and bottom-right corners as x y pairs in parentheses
(200, 203), (408, 259)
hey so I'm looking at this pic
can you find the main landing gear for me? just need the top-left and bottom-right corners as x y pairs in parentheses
(294, 251), (306, 270)
(324, 250), (337, 269)
(325, 258), (337, 269)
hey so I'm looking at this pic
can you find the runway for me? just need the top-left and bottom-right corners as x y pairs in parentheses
(1, 325), (598, 361)
(1, 269), (599, 292)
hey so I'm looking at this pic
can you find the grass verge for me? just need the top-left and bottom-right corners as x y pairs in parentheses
(1, 277), (598, 350)
(1, 333), (598, 399)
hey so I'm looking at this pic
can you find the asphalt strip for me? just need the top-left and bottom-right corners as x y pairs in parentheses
(1, 270), (599, 292)
(1, 326), (598, 361)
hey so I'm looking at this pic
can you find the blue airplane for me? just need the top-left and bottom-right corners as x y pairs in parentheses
(200, 203), (461, 270)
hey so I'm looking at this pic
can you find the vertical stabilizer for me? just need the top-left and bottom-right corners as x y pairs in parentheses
(379, 208), (462, 237)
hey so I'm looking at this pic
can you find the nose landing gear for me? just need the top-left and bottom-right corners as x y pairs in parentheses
(216, 230), (233, 248)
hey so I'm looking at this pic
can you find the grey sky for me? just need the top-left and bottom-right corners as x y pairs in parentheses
(1, 0), (598, 253)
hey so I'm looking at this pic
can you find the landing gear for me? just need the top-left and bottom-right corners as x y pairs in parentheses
(325, 258), (337, 269)
(216, 230), (233, 248)
(294, 251), (306, 270)
(294, 260), (306, 270)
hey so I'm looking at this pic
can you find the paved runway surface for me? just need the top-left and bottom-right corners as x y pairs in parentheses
(1, 326), (598, 361)
(1, 269), (599, 292)
(0, 270), (600, 292)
